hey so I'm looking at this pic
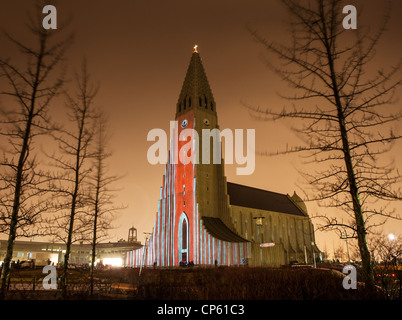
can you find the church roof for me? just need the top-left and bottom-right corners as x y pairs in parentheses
(202, 217), (248, 242)
(226, 182), (306, 217)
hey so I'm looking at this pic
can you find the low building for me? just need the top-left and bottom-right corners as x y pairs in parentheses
(0, 228), (142, 267)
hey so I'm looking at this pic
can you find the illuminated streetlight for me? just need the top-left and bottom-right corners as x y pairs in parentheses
(388, 233), (395, 241)
(139, 232), (152, 276)
(253, 216), (265, 265)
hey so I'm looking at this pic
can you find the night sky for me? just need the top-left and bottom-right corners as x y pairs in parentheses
(1, 0), (401, 257)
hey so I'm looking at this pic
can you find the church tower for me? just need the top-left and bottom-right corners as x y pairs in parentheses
(174, 46), (218, 265)
(172, 46), (245, 265)
(126, 47), (249, 267)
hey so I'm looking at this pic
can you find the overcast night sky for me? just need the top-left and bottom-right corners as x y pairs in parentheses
(1, 0), (401, 257)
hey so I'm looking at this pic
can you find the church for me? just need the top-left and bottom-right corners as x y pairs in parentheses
(126, 47), (319, 267)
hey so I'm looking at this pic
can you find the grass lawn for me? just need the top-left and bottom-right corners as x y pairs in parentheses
(4, 265), (387, 300)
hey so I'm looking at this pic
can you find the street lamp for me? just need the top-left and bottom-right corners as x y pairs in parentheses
(311, 242), (316, 268)
(253, 216), (265, 242)
(340, 228), (352, 264)
(253, 216), (265, 265)
(139, 232), (152, 276)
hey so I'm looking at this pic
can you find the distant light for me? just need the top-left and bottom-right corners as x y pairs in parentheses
(103, 257), (123, 267)
(193, 44), (198, 53)
(388, 233), (396, 241)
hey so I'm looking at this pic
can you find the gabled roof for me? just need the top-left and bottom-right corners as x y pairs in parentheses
(226, 182), (306, 217)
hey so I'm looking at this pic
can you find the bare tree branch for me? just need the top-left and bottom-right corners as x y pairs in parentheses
(247, 0), (402, 287)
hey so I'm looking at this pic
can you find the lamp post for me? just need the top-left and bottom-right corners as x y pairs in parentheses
(340, 227), (353, 264)
(253, 216), (265, 265)
(388, 234), (397, 265)
(139, 232), (152, 276)
(311, 242), (316, 268)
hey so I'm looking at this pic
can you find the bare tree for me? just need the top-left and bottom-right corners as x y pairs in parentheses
(369, 232), (402, 264)
(367, 232), (402, 299)
(46, 59), (97, 298)
(247, 0), (402, 286)
(333, 244), (346, 262)
(88, 112), (124, 295)
(0, 6), (72, 297)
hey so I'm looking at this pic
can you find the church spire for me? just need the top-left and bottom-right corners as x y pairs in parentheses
(176, 46), (216, 116)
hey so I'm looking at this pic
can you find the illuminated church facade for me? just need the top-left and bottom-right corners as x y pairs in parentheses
(126, 48), (319, 267)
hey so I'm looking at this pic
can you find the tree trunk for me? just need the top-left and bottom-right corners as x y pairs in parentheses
(90, 138), (102, 295)
(0, 66), (39, 298)
(90, 187), (99, 295)
(61, 200), (76, 299)
(90, 210), (98, 295)
(324, 32), (374, 287)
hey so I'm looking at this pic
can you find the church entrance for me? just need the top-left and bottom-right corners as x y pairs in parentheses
(178, 213), (189, 264)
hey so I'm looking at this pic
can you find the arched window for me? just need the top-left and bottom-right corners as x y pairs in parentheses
(210, 102), (214, 111)
(178, 213), (189, 263)
(199, 96), (202, 107)
(204, 95), (208, 109)
(181, 220), (187, 250)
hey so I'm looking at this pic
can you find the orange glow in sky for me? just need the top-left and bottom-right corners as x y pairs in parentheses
(0, 0), (401, 259)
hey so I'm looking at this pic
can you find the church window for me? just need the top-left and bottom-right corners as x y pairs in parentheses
(298, 224), (303, 248)
(283, 224), (287, 246)
(290, 225), (295, 248)
(204, 95), (208, 109)
(178, 213), (189, 263)
(182, 219), (187, 250)
(199, 96), (202, 107)
(278, 218), (281, 241)
(210, 102), (213, 111)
